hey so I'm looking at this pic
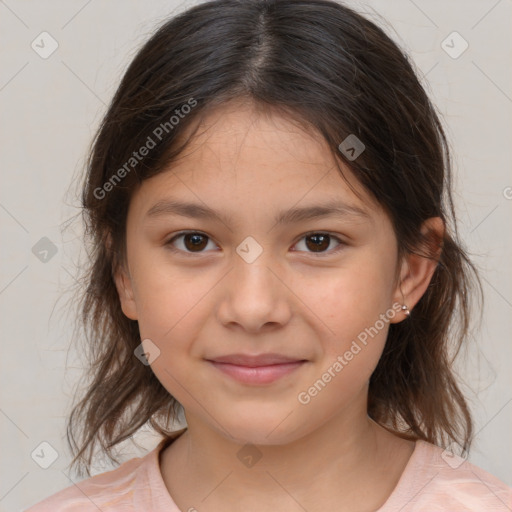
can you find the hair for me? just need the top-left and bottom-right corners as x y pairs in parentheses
(66, 0), (482, 477)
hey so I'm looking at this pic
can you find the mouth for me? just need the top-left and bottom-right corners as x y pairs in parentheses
(205, 353), (308, 385)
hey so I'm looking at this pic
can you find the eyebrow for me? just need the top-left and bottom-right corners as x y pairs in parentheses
(145, 198), (371, 227)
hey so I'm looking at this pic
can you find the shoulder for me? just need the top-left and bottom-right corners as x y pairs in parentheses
(23, 449), (152, 512)
(381, 440), (512, 512)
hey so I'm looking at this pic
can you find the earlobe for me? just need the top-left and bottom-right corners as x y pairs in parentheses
(390, 217), (444, 323)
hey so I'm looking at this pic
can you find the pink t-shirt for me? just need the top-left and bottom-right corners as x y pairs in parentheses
(24, 436), (512, 511)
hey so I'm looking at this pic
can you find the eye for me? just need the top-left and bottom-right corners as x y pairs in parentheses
(292, 232), (345, 255)
(164, 230), (346, 256)
(165, 231), (218, 254)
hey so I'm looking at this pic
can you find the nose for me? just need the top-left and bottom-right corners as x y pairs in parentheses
(216, 252), (292, 333)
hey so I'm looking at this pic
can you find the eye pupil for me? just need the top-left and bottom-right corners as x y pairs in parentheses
(306, 234), (329, 252)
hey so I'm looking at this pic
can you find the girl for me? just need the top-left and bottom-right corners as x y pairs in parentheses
(26, 0), (512, 510)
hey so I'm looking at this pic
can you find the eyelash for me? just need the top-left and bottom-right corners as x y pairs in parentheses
(164, 230), (346, 257)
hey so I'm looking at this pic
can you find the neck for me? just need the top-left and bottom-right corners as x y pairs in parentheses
(160, 400), (415, 512)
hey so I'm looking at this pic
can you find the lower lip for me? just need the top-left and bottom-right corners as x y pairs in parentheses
(208, 361), (306, 385)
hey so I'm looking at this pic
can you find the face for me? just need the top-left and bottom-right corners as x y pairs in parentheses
(115, 100), (409, 446)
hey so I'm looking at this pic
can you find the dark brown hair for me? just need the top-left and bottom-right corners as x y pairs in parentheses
(66, 0), (482, 477)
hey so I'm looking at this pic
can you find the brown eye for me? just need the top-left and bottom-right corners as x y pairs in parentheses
(183, 233), (208, 251)
(166, 232), (216, 253)
(165, 231), (345, 256)
(293, 232), (344, 255)
(305, 233), (330, 252)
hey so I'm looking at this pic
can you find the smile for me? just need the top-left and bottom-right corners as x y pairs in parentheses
(207, 360), (306, 385)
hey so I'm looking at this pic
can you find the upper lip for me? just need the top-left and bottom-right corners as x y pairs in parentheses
(207, 353), (306, 367)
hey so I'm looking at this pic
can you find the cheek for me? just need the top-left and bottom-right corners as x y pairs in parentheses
(317, 260), (395, 371)
(129, 250), (219, 353)
(134, 272), (207, 338)
(131, 263), (214, 403)
(299, 281), (392, 412)
(322, 262), (394, 324)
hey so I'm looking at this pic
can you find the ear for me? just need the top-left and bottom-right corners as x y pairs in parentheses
(390, 217), (444, 323)
(108, 233), (139, 321)
(114, 264), (139, 320)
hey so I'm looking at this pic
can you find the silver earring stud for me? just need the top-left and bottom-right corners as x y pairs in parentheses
(401, 304), (410, 316)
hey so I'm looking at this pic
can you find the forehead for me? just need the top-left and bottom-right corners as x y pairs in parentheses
(176, 100), (331, 169)
(132, 99), (382, 221)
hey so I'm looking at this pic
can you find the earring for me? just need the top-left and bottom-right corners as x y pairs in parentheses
(401, 304), (410, 317)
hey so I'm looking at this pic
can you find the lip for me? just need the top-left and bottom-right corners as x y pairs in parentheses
(207, 353), (305, 366)
(206, 353), (307, 385)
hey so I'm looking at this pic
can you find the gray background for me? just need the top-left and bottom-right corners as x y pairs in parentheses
(1, 0), (511, 510)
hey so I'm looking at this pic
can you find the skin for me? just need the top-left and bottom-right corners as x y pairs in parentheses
(115, 99), (443, 512)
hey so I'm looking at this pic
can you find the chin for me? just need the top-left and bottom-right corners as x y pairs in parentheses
(214, 410), (309, 447)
